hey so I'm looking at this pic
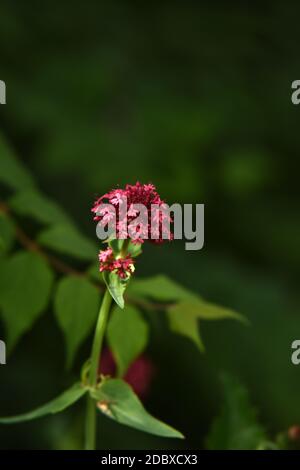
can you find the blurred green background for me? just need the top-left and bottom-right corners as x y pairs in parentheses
(0, 0), (300, 449)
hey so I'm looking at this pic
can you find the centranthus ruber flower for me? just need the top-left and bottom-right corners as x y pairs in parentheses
(92, 181), (173, 245)
(98, 247), (135, 279)
(92, 182), (173, 284)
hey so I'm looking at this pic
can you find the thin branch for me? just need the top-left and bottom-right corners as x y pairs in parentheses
(0, 200), (84, 277)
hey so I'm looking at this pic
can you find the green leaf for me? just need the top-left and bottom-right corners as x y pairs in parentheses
(206, 375), (266, 450)
(107, 305), (149, 376)
(167, 299), (245, 351)
(54, 276), (100, 368)
(103, 271), (129, 309)
(0, 133), (35, 191)
(38, 224), (97, 261)
(10, 189), (71, 226)
(0, 383), (86, 424)
(167, 303), (205, 351)
(92, 378), (184, 439)
(128, 274), (195, 302)
(0, 251), (54, 350)
(169, 299), (245, 322)
(0, 213), (15, 254)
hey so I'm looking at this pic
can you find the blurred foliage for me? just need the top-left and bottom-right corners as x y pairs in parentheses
(207, 374), (266, 450)
(0, 0), (300, 450)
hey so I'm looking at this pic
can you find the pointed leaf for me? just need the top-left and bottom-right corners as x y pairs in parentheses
(167, 299), (245, 351)
(169, 300), (245, 322)
(0, 251), (54, 350)
(0, 133), (35, 191)
(103, 271), (128, 309)
(0, 383), (86, 424)
(92, 378), (184, 439)
(10, 189), (71, 226)
(167, 303), (204, 351)
(54, 276), (100, 368)
(128, 274), (195, 302)
(38, 224), (97, 261)
(107, 305), (149, 376)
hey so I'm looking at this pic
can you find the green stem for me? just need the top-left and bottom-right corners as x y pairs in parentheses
(85, 289), (113, 450)
(85, 394), (96, 450)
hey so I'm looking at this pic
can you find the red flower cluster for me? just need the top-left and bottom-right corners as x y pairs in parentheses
(288, 425), (300, 442)
(99, 348), (155, 399)
(92, 182), (173, 244)
(98, 247), (134, 279)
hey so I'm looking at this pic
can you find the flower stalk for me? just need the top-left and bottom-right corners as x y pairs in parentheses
(85, 289), (112, 450)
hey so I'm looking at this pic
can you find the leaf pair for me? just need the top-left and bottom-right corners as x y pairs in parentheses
(55, 288), (149, 374)
(0, 379), (183, 439)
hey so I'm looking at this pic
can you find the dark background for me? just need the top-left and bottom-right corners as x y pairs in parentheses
(0, 0), (300, 449)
